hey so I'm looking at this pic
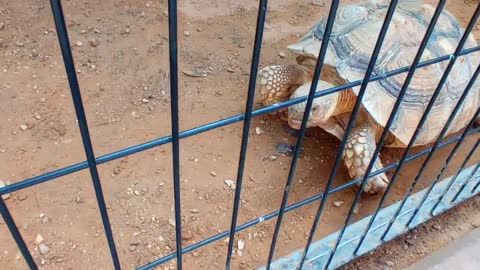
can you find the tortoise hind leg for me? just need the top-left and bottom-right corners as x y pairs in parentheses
(342, 111), (389, 194)
(257, 65), (311, 120)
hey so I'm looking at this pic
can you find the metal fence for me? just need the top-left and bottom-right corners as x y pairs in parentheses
(0, 0), (479, 269)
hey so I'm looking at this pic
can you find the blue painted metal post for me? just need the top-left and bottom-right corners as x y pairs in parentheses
(166, 0), (183, 269)
(0, 199), (38, 269)
(381, 3), (480, 241)
(431, 147), (479, 215)
(353, 0), (448, 254)
(225, 0), (268, 269)
(266, 1), (340, 269)
(406, 76), (480, 225)
(308, 1), (401, 268)
(49, 0), (121, 268)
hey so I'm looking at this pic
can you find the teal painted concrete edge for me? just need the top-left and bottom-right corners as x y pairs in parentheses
(258, 163), (480, 270)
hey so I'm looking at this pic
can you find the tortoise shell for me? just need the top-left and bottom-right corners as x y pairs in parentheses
(287, 0), (480, 146)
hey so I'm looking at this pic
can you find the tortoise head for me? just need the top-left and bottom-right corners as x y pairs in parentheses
(287, 81), (339, 130)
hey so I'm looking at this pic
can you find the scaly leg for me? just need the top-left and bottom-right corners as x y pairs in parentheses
(257, 64), (311, 120)
(342, 112), (389, 194)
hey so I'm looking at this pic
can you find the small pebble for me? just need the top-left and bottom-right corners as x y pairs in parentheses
(183, 31), (191, 37)
(113, 167), (121, 175)
(168, 218), (176, 227)
(227, 67), (234, 73)
(210, 171), (217, 177)
(122, 28), (131, 35)
(17, 193), (27, 201)
(268, 155), (278, 161)
(31, 49), (39, 58)
(275, 143), (295, 155)
(129, 244), (137, 252)
(255, 127), (263, 135)
(35, 234), (44, 244)
(38, 243), (49, 255)
(0, 180), (10, 200)
(39, 214), (49, 224)
(182, 231), (193, 241)
(88, 39), (100, 47)
(311, 0), (326, 6)
(237, 239), (245, 251)
(278, 51), (286, 58)
(224, 179), (235, 189)
(20, 124), (28, 130)
(75, 41), (83, 47)
(33, 112), (42, 120)
(385, 261), (395, 267)
(189, 209), (200, 214)
(432, 224), (442, 230)
(333, 200), (344, 207)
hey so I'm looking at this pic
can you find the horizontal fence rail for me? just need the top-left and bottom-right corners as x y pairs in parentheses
(1, 0), (479, 270)
(1, 45), (479, 197)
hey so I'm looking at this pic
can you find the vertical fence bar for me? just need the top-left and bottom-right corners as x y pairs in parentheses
(436, 138), (480, 207)
(225, 0), (268, 268)
(407, 112), (479, 226)
(0, 199), (38, 269)
(265, 1), (340, 269)
(49, 1), (121, 268)
(353, 0), (447, 254)
(406, 74), (480, 225)
(299, 1), (401, 268)
(381, 4), (480, 240)
(166, 0), (183, 269)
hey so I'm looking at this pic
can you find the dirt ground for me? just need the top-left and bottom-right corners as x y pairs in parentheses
(0, 0), (479, 269)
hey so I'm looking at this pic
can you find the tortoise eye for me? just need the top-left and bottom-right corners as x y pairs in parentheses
(312, 105), (319, 112)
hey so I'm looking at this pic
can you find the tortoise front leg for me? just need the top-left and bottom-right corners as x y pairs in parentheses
(257, 64), (311, 120)
(342, 114), (389, 194)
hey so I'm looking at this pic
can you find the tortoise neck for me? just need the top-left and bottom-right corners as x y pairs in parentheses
(333, 90), (356, 115)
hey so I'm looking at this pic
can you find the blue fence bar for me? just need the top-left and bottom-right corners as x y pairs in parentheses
(406, 111), (480, 226)
(381, 3), (480, 240)
(0, 198), (38, 269)
(165, 0), (183, 268)
(48, 0), (121, 268)
(1, 45), (479, 197)
(266, 1), (340, 268)
(451, 145), (480, 203)
(350, 0), (448, 256)
(304, 1), (401, 268)
(432, 136), (480, 214)
(406, 68), (480, 226)
(226, 0), (268, 268)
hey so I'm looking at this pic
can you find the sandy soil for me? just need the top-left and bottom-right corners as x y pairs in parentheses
(0, 0), (479, 269)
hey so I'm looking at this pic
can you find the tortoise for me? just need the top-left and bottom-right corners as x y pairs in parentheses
(256, 0), (480, 194)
